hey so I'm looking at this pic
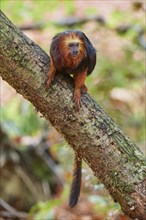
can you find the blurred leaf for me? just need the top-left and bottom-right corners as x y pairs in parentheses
(30, 200), (61, 220)
(85, 7), (97, 16)
(1, 97), (44, 136)
(64, 0), (76, 15)
(108, 9), (128, 28)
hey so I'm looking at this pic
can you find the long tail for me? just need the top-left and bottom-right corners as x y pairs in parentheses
(69, 155), (82, 208)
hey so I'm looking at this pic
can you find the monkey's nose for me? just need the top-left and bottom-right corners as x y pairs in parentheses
(73, 51), (78, 57)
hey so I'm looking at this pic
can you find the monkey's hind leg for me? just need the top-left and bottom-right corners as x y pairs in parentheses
(47, 57), (56, 86)
(69, 155), (82, 208)
(73, 71), (87, 108)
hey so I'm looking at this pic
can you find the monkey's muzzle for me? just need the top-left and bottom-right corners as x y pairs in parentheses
(72, 51), (78, 57)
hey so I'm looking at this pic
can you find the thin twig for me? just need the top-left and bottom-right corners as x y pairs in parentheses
(0, 199), (27, 218)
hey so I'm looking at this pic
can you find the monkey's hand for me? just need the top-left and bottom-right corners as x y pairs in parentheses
(73, 85), (87, 108)
(73, 88), (82, 108)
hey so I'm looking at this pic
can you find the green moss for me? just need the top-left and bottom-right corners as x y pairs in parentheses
(110, 170), (133, 195)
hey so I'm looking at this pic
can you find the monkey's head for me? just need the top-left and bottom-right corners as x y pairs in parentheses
(51, 31), (87, 61)
(64, 31), (87, 59)
(50, 30), (96, 71)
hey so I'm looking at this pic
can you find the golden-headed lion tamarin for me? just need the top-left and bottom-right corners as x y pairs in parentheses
(47, 30), (96, 208)
(47, 30), (96, 108)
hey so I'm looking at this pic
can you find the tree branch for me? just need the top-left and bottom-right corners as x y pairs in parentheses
(0, 11), (145, 219)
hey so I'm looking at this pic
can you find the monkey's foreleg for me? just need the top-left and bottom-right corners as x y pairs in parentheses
(73, 71), (87, 108)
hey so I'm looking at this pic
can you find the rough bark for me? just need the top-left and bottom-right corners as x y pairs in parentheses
(0, 11), (145, 219)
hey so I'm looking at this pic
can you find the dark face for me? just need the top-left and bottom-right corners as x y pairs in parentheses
(68, 42), (79, 57)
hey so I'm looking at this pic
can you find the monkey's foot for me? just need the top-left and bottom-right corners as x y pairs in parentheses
(74, 89), (81, 109)
(81, 84), (88, 94)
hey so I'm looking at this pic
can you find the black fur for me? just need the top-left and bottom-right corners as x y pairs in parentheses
(69, 156), (82, 208)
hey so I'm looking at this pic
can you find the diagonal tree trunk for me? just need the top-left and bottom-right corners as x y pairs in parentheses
(0, 11), (145, 219)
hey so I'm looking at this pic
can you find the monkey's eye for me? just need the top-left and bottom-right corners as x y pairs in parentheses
(68, 43), (74, 47)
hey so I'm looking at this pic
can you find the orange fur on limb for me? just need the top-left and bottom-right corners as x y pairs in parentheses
(47, 30), (96, 108)
(73, 70), (87, 107)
